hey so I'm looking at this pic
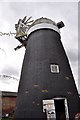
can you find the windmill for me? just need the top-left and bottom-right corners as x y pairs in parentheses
(14, 16), (80, 119)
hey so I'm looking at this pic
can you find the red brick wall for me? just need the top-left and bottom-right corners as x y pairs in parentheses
(2, 96), (16, 114)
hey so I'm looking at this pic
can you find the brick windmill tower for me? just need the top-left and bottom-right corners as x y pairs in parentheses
(14, 16), (80, 120)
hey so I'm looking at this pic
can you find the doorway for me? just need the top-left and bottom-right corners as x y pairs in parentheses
(54, 99), (66, 120)
(43, 98), (69, 120)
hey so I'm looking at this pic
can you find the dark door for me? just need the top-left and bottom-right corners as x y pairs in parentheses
(54, 99), (66, 120)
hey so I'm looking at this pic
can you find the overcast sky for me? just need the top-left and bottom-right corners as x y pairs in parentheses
(0, 1), (79, 93)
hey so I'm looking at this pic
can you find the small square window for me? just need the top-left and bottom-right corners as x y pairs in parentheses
(50, 64), (59, 73)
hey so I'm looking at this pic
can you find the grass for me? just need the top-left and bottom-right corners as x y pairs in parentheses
(2, 118), (13, 120)
(1, 115), (13, 120)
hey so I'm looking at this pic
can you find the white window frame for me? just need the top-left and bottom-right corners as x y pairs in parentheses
(50, 64), (59, 73)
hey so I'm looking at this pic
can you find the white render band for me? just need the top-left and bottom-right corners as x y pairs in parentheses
(27, 23), (60, 35)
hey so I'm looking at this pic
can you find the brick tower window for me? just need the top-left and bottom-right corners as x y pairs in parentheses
(50, 64), (59, 73)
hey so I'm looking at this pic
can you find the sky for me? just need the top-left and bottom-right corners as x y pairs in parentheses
(0, 1), (79, 93)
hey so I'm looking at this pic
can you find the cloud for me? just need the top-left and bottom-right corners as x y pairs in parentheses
(66, 50), (78, 86)
(0, 77), (19, 92)
(67, 50), (78, 63)
(1, 65), (19, 77)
